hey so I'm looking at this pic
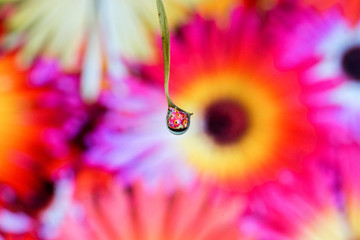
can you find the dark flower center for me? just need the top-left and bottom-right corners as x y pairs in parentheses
(0, 178), (55, 216)
(205, 100), (249, 144)
(342, 46), (360, 80)
(72, 104), (106, 150)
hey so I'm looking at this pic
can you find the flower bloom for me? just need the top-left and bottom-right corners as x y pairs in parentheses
(54, 169), (244, 240)
(0, 54), (84, 216)
(242, 138), (360, 240)
(83, 6), (338, 191)
(0, 0), (210, 102)
(266, 1), (360, 141)
(0, 0), (197, 64)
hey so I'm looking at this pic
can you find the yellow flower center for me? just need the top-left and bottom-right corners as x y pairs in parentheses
(173, 69), (313, 185)
(0, 58), (35, 164)
(0, 56), (56, 214)
(297, 201), (360, 240)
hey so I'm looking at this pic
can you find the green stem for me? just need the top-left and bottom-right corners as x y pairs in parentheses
(156, 0), (192, 114)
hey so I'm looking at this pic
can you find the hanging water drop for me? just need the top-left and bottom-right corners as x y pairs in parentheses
(157, 0), (193, 135)
(167, 107), (191, 135)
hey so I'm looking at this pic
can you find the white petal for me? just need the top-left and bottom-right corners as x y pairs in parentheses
(80, 26), (102, 103)
(0, 210), (32, 233)
(99, 0), (127, 80)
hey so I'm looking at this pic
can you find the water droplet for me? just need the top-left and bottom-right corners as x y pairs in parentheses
(166, 107), (191, 135)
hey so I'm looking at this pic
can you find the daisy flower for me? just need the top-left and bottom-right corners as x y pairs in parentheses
(0, 0), (205, 102)
(266, 1), (360, 141)
(54, 169), (244, 240)
(242, 139), (360, 240)
(83, 7), (338, 191)
(0, 53), (85, 216)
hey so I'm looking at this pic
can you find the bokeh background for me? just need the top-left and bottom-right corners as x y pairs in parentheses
(0, 0), (360, 239)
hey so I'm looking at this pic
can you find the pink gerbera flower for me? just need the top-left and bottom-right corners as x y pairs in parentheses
(54, 169), (244, 240)
(242, 138), (360, 240)
(266, 1), (360, 142)
(84, 6), (337, 191)
(0, 53), (86, 216)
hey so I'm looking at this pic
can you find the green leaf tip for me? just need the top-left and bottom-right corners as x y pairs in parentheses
(156, 0), (193, 116)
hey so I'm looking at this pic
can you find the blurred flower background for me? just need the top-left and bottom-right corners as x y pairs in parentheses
(0, 0), (359, 239)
